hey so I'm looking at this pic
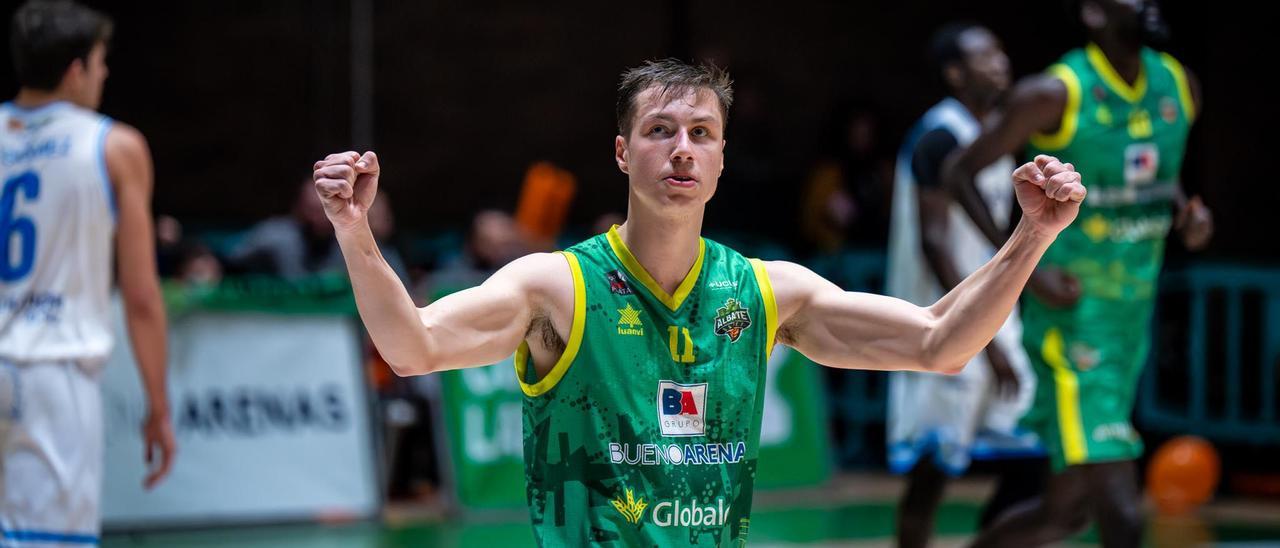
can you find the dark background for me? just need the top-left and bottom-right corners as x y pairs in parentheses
(1, 1), (1273, 259)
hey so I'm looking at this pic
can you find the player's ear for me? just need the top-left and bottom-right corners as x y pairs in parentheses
(61, 58), (85, 88)
(615, 134), (629, 174)
(719, 139), (726, 175)
(943, 64), (964, 91)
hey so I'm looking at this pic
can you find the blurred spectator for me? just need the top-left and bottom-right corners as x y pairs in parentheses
(155, 214), (185, 278)
(417, 209), (528, 300)
(800, 103), (895, 253)
(225, 179), (339, 279)
(174, 241), (222, 287)
(226, 179), (408, 282)
(367, 190), (410, 284)
(592, 212), (625, 236)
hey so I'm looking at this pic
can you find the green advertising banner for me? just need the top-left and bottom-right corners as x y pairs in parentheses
(437, 358), (528, 509)
(755, 345), (833, 489)
(438, 344), (832, 511)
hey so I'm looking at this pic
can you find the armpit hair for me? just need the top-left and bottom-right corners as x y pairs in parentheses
(526, 313), (566, 356)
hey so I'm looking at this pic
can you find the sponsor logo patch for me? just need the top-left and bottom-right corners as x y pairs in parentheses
(617, 303), (644, 336)
(657, 380), (706, 437)
(606, 269), (633, 295)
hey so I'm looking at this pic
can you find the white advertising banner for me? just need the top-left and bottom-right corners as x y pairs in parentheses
(100, 309), (379, 527)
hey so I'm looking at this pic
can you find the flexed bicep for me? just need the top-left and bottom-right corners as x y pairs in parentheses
(394, 252), (575, 375)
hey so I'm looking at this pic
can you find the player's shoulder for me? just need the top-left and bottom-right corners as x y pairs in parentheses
(102, 121), (152, 185)
(754, 259), (819, 286)
(487, 252), (578, 317)
(753, 259), (827, 303)
(490, 252), (575, 292)
(104, 121), (149, 154)
(1010, 73), (1069, 110)
(751, 259), (842, 325)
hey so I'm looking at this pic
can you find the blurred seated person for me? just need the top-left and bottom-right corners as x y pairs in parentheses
(417, 209), (528, 300)
(228, 179), (407, 282)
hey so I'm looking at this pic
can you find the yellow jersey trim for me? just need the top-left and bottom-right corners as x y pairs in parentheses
(1160, 52), (1196, 123)
(1029, 64), (1082, 152)
(1086, 43), (1147, 104)
(605, 225), (705, 312)
(1042, 327), (1088, 465)
(749, 259), (778, 359)
(515, 251), (586, 397)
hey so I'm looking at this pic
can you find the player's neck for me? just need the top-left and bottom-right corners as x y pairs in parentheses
(1091, 35), (1143, 86)
(953, 93), (991, 122)
(616, 203), (704, 297)
(12, 88), (73, 110)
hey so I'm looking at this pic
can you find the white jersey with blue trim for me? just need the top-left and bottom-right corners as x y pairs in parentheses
(884, 98), (1039, 475)
(0, 100), (116, 365)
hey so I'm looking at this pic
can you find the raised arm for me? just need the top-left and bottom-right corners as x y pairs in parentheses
(313, 151), (571, 376)
(772, 156), (1085, 373)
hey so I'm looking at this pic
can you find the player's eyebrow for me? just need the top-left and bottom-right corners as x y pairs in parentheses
(640, 113), (721, 128)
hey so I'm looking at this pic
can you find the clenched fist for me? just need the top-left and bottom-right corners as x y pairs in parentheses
(1012, 154), (1087, 237)
(313, 150), (380, 232)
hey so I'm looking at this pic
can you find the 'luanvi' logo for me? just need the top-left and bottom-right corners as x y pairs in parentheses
(617, 303), (644, 336)
(713, 298), (751, 342)
(611, 488), (648, 524)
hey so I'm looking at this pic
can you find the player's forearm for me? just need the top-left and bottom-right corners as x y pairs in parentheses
(924, 219), (1053, 371)
(334, 223), (433, 375)
(123, 291), (169, 414)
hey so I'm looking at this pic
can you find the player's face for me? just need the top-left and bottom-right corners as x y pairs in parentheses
(958, 28), (1011, 99)
(615, 86), (726, 215)
(1086, 0), (1151, 41)
(74, 42), (109, 110)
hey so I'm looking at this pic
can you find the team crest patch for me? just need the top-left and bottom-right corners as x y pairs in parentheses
(1160, 96), (1179, 124)
(1092, 84), (1107, 102)
(605, 270), (633, 295)
(713, 298), (751, 342)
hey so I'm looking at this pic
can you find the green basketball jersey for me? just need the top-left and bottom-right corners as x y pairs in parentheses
(517, 226), (778, 546)
(1025, 43), (1195, 319)
(1017, 45), (1196, 470)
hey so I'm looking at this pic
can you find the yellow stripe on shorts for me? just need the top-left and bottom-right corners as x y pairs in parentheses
(1042, 327), (1088, 464)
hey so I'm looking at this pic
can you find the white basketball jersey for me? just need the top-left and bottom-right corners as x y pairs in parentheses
(0, 101), (115, 365)
(885, 98), (1038, 474)
(886, 97), (1016, 307)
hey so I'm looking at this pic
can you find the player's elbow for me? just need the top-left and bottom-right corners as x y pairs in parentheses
(917, 350), (966, 375)
(385, 356), (434, 378)
(121, 287), (165, 322)
(933, 359), (968, 375)
(917, 317), (965, 375)
(382, 345), (441, 377)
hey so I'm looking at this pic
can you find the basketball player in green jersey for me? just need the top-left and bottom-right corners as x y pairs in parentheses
(943, 1), (1212, 546)
(313, 59), (1085, 546)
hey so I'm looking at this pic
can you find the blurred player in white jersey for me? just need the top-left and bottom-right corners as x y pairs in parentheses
(885, 23), (1042, 548)
(1, 1), (175, 545)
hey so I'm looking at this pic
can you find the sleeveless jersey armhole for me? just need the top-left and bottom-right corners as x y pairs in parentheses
(1029, 64), (1082, 152)
(515, 250), (586, 397)
(748, 258), (778, 359)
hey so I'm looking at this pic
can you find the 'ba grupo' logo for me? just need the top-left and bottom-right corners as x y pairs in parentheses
(713, 298), (751, 343)
(657, 380), (706, 437)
